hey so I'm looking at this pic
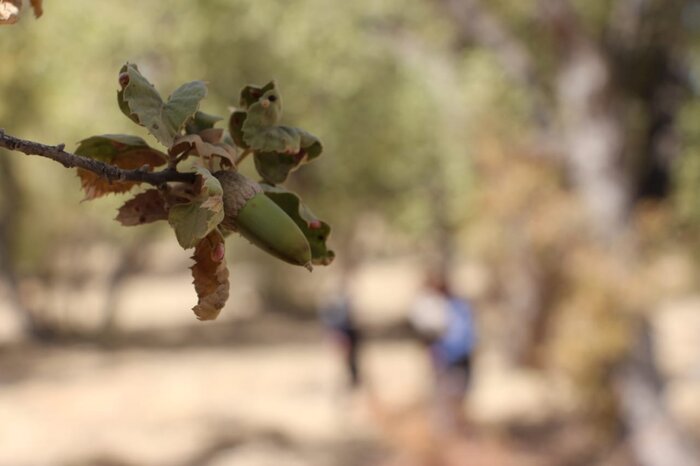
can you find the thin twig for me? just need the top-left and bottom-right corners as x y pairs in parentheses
(234, 148), (252, 168)
(0, 129), (197, 186)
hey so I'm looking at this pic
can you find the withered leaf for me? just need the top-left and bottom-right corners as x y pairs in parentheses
(170, 134), (235, 167)
(191, 230), (229, 320)
(116, 189), (168, 226)
(75, 134), (167, 200)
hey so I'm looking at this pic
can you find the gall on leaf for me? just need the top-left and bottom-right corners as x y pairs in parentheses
(235, 85), (323, 182)
(239, 81), (276, 109)
(118, 72), (130, 88)
(116, 189), (169, 226)
(191, 229), (230, 321)
(75, 134), (167, 200)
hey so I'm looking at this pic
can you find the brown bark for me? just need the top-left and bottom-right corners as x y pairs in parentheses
(0, 130), (196, 186)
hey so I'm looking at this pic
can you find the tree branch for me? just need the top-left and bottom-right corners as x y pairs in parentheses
(0, 129), (196, 186)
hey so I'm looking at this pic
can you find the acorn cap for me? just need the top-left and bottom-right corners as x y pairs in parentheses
(214, 171), (262, 226)
(215, 171), (312, 269)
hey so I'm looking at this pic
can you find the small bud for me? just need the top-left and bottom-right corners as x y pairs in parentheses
(211, 242), (226, 262)
(308, 220), (322, 230)
(118, 72), (130, 88)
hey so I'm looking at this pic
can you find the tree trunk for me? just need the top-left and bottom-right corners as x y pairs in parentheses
(615, 322), (700, 466)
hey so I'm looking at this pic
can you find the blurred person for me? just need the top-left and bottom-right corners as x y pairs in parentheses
(319, 286), (363, 389)
(409, 272), (476, 435)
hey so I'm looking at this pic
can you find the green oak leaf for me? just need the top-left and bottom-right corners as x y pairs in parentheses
(168, 201), (224, 249)
(252, 129), (323, 184)
(228, 110), (249, 149)
(260, 184), (335, 265)
(194, 166), (224, 197)
(185, 111), (223, 135)
(242, 88), (283, 130)
(75, 134), (167, 165)
(239, 87), (323, 162)
(239, 81), (275, 109)
(117, 63), (207, 147)
(245, 125), (300, 154)
(254, 152), (299, 184)
(168, 166), (224, 249)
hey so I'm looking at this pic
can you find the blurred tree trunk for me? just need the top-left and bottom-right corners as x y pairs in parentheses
(435, 0), (697, 464)
(0, 155), (42, 337)
(615, 322), (699, 466)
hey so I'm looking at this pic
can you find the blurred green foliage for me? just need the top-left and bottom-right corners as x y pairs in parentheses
(1, 0), (700, 273)
(0, 0), (503, 269)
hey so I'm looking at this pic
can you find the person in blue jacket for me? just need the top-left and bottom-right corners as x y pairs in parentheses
(409, 272), (476, 433)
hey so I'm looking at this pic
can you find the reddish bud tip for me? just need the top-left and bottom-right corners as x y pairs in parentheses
(211, 242), (226, 262)
(308, 220), (322, 230)
(118, 72), (130, 88)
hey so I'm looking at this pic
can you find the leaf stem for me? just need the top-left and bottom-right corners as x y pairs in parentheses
(0, 129), (196, 186)
(234, 148), (252, 167)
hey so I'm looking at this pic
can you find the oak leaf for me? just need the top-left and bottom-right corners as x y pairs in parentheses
(170, 134), (235, 168)
(117, 63), (207, 147)
(116, 189), (168, 226)
(75, 134), (167, 199)
(260, 184), (335, 266)
(167, 166), (224, 249)
(191, 230), (229, 320)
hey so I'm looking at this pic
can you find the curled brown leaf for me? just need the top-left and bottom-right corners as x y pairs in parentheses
(190, 230), (229, 320)
(170, 134), (235, 168)
(116, 189), (169, 226)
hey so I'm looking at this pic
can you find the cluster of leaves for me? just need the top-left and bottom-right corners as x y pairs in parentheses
(0, 0), (42, 25)
(75, 63), (333, 320)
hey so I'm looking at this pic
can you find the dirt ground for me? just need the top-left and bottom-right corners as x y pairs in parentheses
(0, 321), (554, 466)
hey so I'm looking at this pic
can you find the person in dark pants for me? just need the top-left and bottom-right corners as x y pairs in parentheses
(320, 290), (362, 388)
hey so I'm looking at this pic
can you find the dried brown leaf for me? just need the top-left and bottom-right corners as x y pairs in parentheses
(191, 230), (229, 320)
(198, 128), (224, 144)
(77, 147), (167, 200)
(170, 134), (235, 167)
(116, 189), (169, 226)
(77, 172), (137, 200)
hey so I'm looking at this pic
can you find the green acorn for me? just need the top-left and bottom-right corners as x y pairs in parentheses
(214, 171), (312, 270)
